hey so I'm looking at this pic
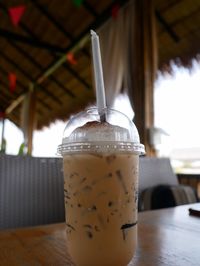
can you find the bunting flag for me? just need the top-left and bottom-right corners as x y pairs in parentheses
(111, 3), (120, 19)
(9, 5), (26, 27)
(66, 52), (77, 65)
(9, 73), (17, 93)
(73, 0), (84, 7)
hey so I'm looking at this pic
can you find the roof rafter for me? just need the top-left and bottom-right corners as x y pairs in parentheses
(0, 28), (65, 53)
(0, 82), (13, 103)
(155, 10), (180, 42)
(35, 0), (130, 86)
(0, 51), (62, 105)
(0, 1), (91, 92)
(30, 0), (90, 58)
(7, 40), (75, 98)
(0, 64), (52, 112)
(62, 62), (91, 89)
(83, 1), (98, 17)
(30, 0), (73, 40)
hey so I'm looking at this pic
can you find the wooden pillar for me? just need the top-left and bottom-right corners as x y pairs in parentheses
(0, 117), (6, 153)
(21, 86), (37, 155)
(131, 0), (157, 156)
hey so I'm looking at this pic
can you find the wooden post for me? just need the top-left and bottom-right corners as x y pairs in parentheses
(130, 0), (158, 156)
(21, 85), (37, 155)
(0, 117), (6, 153)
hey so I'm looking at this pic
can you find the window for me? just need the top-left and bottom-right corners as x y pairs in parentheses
(154, 61), (200, 172)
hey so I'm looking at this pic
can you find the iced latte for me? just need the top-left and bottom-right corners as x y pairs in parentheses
(59, 108), (145, 266)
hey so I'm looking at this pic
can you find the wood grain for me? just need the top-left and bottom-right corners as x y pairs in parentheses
(0, 203), (200, 266)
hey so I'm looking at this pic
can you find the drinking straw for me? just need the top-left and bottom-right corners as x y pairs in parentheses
(90, 30), (106, 122)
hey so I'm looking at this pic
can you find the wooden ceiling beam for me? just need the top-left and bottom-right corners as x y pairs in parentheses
(0, 76), (23, 115)
(158, 0), (182, 13)
(1, 0), (129, 118)
(14, 84), (52, 111)
(0, 0), (64, 54)
(37, 98), (52, 111)
(0, 95), (8, 108)
(0, 82), (14, 104)
(0, 2), (77, 101)
(7, 110), (21, 124)
(170, 6), (200, 28)
(62, 62), (91, 89)
(0, 50), (34, 83)
(0, 82), (15, 98)
(8, 41), (75, 98)
(35, 0), (130, 86)
(0, 28), (65, 54)
(5, 94), (26, 115)
(0, 90), (11, 104)
(0, 64), (52, 112)
(34, 85), (62, 105)
(30, 0), (73, 40)
(51, 76), (76, 98)
(30, 0), (90, 58)
(0, 1), (90, 92)
(0, 51), (62, 105)
(83, 1), (98, 17)
(155, 10), (180, 42)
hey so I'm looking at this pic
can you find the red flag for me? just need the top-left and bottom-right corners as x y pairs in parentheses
(9, 5), (26, 27)
(111, 3), (120, 19)
(9, 73), (17, 93)
(66, 52), (77, 65)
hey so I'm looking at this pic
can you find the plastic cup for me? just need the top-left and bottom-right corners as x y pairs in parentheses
(58, 107), (145, 266)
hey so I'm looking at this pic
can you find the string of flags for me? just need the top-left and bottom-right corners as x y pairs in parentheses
(66, 52), (77, 65)
(6, 2), (121, 26)
(0, 1), (121, 94)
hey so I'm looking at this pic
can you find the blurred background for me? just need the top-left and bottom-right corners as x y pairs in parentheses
(1, 0), (200, 174)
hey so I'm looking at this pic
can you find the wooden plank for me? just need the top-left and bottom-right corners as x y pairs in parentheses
(0, 204), (200, 265)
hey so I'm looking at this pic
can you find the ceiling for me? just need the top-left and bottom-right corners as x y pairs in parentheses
(0, 0), (200, 130)
(156, 0), (200, 68)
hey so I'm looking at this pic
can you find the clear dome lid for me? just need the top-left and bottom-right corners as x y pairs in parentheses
(58, 108), (145, 155)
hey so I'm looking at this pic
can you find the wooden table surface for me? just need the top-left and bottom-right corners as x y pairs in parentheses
(0, 203), (200, 266)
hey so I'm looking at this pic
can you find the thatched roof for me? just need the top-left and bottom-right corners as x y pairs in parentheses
(156, 0), (200, 70)
(0, 0), (200, 130)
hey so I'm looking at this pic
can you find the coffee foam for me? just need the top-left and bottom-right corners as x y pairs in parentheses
(66, 121), (131, 143)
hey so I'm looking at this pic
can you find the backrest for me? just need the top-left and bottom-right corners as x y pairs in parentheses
(138, 157), (198, 211)
(0, 154), (65, 230)
(139, 157), (178, 192)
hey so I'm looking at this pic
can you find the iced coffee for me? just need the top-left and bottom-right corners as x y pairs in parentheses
(59, 108), (145, 266)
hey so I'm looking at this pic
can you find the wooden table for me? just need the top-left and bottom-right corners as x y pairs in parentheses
(0, 203), (200, 266)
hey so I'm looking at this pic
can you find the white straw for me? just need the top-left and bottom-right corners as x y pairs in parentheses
(90, 30), (106, 121)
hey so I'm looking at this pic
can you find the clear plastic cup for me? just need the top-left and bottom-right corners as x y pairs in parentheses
(58, 107), (145, 266)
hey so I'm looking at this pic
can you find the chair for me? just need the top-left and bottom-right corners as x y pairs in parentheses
(138, 157), (198, 211)
(0, 154), (65, 230)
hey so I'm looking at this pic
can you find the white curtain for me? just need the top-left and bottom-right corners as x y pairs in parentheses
(98, 0), (157, 107)
(98, 1), (135, 108)
(98, 0), (158, 155)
